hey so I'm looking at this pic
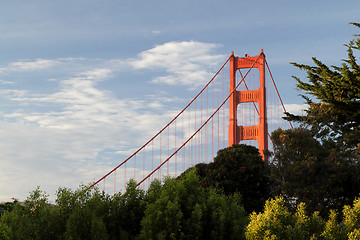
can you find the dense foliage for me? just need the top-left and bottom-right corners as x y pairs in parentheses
(272, 22), (360, 217)
(270, 128), (360, 216)
(139, 170), (248, 240)
(189, 144), (270, 213)
(285, 22), (360, 155)
(246, 196), (360, 239)
(2, 173), (360, 240)
(0, 170), (248, 240)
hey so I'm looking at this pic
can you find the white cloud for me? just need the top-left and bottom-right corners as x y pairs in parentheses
(284, 103), (308, 116)
(0, 41), (226, 201)
(128, 41), (226, 86)
(0, 79), (16, 85)
(0, 89), (27, 98)
(0, 59), (61, 73)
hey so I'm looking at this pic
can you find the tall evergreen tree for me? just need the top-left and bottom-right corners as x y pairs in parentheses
(286, 23), (360, 155)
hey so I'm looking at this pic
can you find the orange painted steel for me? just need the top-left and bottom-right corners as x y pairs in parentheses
(229, 50), (268, 160)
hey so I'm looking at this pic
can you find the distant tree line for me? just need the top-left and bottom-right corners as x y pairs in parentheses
(1, 23), (359, 239)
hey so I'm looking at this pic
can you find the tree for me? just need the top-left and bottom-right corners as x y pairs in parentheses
(201, 144), (270, 213)
(343, 196), (360, 237)
(246, 195), (360, 239)
(275, 24), (360, 214)
(105, 179), (145, 240)
(0, 187), (63, 240)
(63, 188), (110, 240)
(0, 199), (17, 216)
(59, 180), (145, 240)
(0, 222), (12, 240)
(285, 23), (360, 155)
(139, 170), (248, 240)
(321, 210), (347, 239)
(245, 196), (325, 240)
(270, 128), (360, 216)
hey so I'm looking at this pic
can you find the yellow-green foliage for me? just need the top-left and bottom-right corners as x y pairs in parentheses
(344, 198), (360, 232)
(245, 196), (294, 239)
(245, 196), (360, 240)
(245, 197), (325, 240)
(321, 210), (346, 239)
(343, 197), (360, 239)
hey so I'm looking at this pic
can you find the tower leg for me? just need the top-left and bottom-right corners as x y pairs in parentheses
(228, 51), (268, 161)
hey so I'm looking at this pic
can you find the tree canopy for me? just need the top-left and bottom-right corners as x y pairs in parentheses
(139, 170), (248, 240)
(270, 128), (360, 216)
(273, 22), (360, 217)
(191, 144), (270, 213)
(285, 23), (360, 155)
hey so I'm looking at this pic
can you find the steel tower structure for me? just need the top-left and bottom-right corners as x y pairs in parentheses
(228, 50), (268, 160)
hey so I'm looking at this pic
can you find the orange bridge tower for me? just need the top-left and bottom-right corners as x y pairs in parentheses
(228, 50), (268, 160)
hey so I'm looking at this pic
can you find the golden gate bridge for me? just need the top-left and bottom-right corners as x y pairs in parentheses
(87, 50), (292, 193)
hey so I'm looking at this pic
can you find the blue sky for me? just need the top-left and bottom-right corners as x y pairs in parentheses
(1, 0), (359, 202)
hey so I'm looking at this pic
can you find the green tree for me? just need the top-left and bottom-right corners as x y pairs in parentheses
(105, 179), (145, 240)
(0, 222), (12, 240)
(343, 196), (360, 238)
(321, 210), (347, 239)
(55, 187), (78, 238)
(0, 187), (62, 240)
(204, 191), (248, 240)
(348, 229), (360, 240)
(64, 188), (109, 240)
(271, 23), (360, 216)
(270, 128), (360, 216)
(285, 22), (360, 155)
(245, 196), (325, 240)
(139, 170), (248, 240)
(201, 144), (270, 213)
(0, 199), (17, 216)
(61, 181), (145, 240)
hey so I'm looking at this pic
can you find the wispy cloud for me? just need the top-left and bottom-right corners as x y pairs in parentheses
(0, 41), (227, 201)
(127, 41), (226, 86)
(0, 59), (61, 73)
(0, 79), (16, 85)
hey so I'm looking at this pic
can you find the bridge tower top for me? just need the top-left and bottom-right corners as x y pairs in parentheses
(228, 51), (268, 160)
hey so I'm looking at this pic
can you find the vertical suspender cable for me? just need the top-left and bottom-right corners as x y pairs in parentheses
(265, 60), (293, 129)
(167, 126), (169, 177)
(134, 154), (136, 180)
(143, 147), (145, 182)
(200, 93), (202, 164)
(159, 134), (161, 179)
(189, 105), (191, 167)
(217, 86), (220, 151)
(103, 178), (106, 192)
(150, 141), (152, 183)
(206, 84), (209, 163)
(175, 118), (177, 177)
(194, 100), (197, 164)
(222, 66), (225, 148)
(182, 112), (184, 172)
(114, 170), (116, 194)
(211, 75), (214, 161)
